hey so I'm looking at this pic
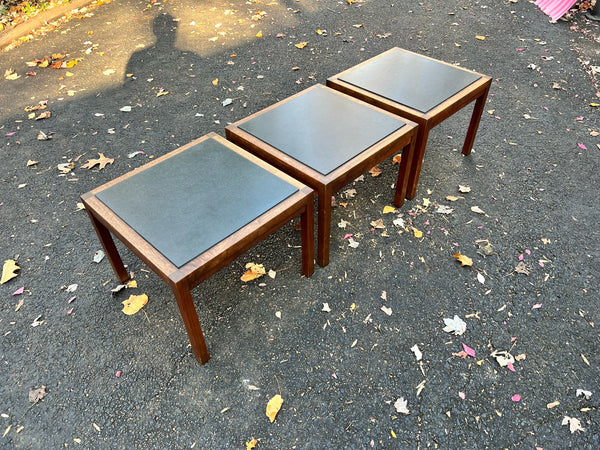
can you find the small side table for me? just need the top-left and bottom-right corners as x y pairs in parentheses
(327, 47), (492, 199)
(81, 133), (315, 364)
(226, 84), (417, 267)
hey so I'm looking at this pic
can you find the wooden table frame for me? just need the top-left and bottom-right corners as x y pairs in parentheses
(327, 47), (492, 200)
(81, 133), (314, 364)
(225, 86), (417, 267)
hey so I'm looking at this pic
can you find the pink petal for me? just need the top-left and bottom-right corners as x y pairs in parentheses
(458, 392), (466, 399)
(344, 234), (353, 239)
(67, 308), (74, 315)
(5, 132), (16, 136)
(68, 296), (76, 304)
(511, 394), (521, 402)
(12, 286), (24, 296)
(532, 303), (542, 309)
(511, 337), (517, 342)
(525, 249), (531, 255)
(507, 362), (516, 372)
(462, 343), (476, 357)
(518, 254), (524, 261)
(578, 143), (587, 150)
(115, 371), (122, 378)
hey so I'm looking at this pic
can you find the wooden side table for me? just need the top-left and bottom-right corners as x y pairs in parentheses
(327, 47), (492, 199)
(81, 133), (314, 364)
(226, 84), (417, 267)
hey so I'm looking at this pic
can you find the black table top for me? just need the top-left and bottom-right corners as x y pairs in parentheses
(96, 137), (298, 268)
(339, 49), (482, 113)
(238, 85), (406, 175)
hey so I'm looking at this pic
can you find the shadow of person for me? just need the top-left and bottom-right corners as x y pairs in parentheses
(107, 12), (210, 151)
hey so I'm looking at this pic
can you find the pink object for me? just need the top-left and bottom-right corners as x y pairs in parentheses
(512, 394), (521, 402)
(535, 0), (579, 21)
(462, 343), (476, 357)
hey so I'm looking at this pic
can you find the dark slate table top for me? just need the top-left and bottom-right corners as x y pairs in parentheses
(238, 85), (406, 175)
(96, 137), (298, 268)
(338, 49), (482, 113)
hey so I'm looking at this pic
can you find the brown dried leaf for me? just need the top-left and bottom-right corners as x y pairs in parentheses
(369, 166), (382, 177)
(81, 153), (114, 170)
(1, 260), (20, 284)
(29, 386), (47, 403)
(453, 253), (473, 267)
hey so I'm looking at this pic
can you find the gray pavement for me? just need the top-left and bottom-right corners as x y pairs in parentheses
(1, 0), (599, 447)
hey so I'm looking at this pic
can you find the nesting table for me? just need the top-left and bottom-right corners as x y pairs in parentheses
(327, 47), (492, 199)
(226, 84), (418, 267)
(81, 133), (314, 364)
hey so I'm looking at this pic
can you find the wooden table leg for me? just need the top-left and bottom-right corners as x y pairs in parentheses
(300, 197), (315, 277)
(406, 125), (430, 200)
(172, 282), (210, 364)
(86, 210), (130, 284)
(316, 187), (331, 267)
(393, 137), (416, 207)
(462, 84), (490, 156)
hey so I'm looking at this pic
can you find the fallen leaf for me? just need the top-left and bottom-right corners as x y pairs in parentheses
(122, 294), (148, 315)
(477, 273), (485, 284)
(119, 106), (132, 112)
(57, 162), (74, 174)
(514, 261), (530, 275)
(212, 78), (219, 85)
(295, 41), (308, 49)
(458, 185), (471, 193)
(81, 153), (114, 170)
(443, 315), (466, 335)
(35, 111), (51, 120)
(241, 263), (266, 282)
(462, 343), (476, 357)
(353, 23), (364, 28)
(413, 228), (423, 238)
(246, 439), (258, 450)
(380, 305), (392, 316)
(266, 394), (283, 423)
(471, 206), (486, 215)
(547, 401), (560, 409)
(348, 238), (359, 248)
(392, 154), (402, 165)
(393, 397), (410, 414)
(370, 219), (385, 229)
(410, 344), (422, 361)
(491, 350), (515, 367)
(1, 260), (20, 284)
(576, 389), (592, 399)
(436, 205), (454, 214)
(369, 166), (382, 177)
(322, 303), (331, 313)
(562, 416), (584, 433)
(37, 130), (52, 140)
(268, 269), (276, 279)
(29, 386), (47, 403)
(255, 31), (263, 38)
(453, 253), (473, 267)
(475, 35), (486, 40)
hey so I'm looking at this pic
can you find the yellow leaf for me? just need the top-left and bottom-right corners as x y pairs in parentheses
(295, 41), (308, 49)
(590, 103), (599, 107)
(256, 31), (263, 38)
(122, 294), (148, 315)
(246, 439), (258, 450)
(266, 394), (283, 423)
(422, 198), (430, 207)
(1, 260), (20, 284)
(126, 280), (137, 288)
(156, 90), (169, 97)
(350, 303), (356, 312)
(475, 35), (486, 40)
(383, 205), (396, 214)
(241, 263), (265, 282)
(446, 195), (460, 202)
(391, 429), (397, 438)
(315, 29), (323, 35)
(453, 252), (473, 267)
(212, 78), (219, 86)
(413, 228), (423, 238)
(347, 0), (355, 3)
